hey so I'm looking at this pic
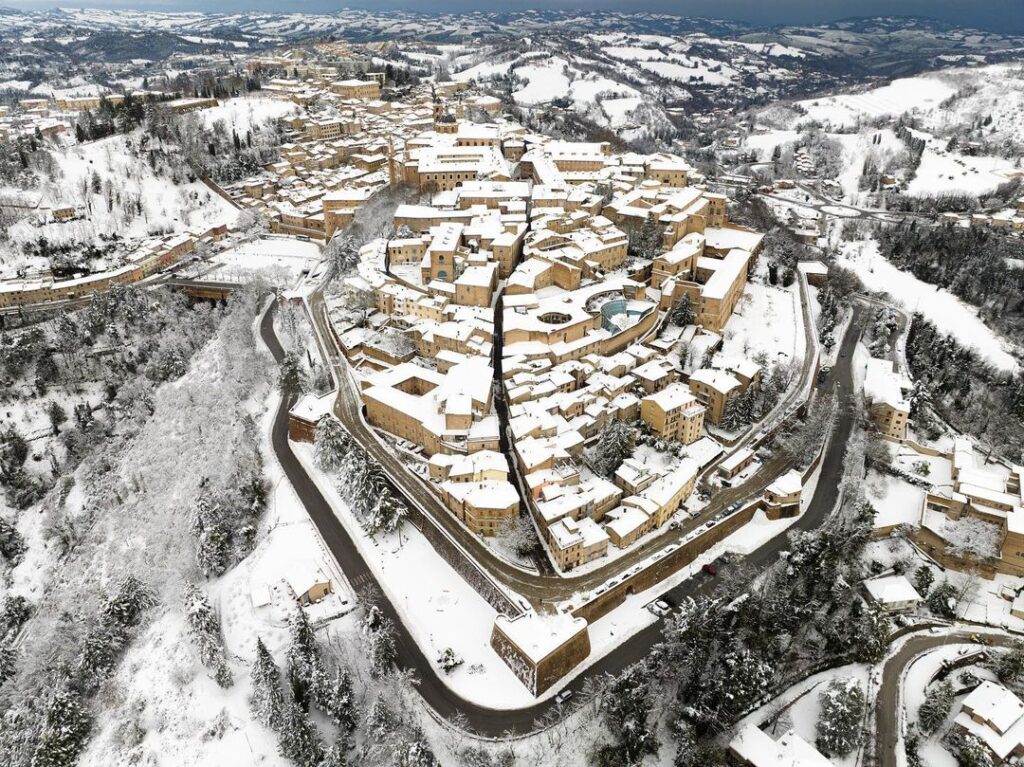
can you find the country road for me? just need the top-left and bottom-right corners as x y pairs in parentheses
(258, 297), (867, 733)
(875, 631), (1018, 767)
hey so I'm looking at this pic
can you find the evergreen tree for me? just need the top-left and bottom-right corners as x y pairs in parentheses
(250, 638), (287, 731)
(192, 498), (231, 578)
(183, 582), (232, 688)
(286, 607), (326, 710)
(30, 683), (91, 767)
(597, 664), (658, 765)
(277, 696), (323, 767)
(326, 667), (357, 735)
(918, 680), (954, 734)
(0, 515), (25, 564)
(912, 565), (934, 598)
(853, 606), (891, 664)
(319, 735), (352, 767)
(947, 730), (996, 767)
(927, 580), (959, 618)
(0, 641), (15, 684)
(816, 680), (865, 758)
(364, 696), (399, 741)
(996, 641), (1024, 688)
(364, 478), (407, 538)
(394, 730), (440, 767)
(314, 417), (350, 471)
(44, 401), (67, 435)
(278, 352), (309, 398)
(669, 294), (695, 327)
(369, 618), (397, 679)
(588, 419), (634, 477)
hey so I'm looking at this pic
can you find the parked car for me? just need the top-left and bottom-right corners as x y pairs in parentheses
(702, 563), (718, 576)
(554, 690), (573, 706)
(647, 600), (671, 617)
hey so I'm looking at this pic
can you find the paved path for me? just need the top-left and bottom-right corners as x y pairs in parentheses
(875, 631), (1017, 767)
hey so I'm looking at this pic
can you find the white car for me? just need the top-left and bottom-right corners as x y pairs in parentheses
(554, 690), (573, 706)
(647, 601), (670, 617)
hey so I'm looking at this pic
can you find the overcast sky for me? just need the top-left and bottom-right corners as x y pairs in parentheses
(7, 0), (1024, 33)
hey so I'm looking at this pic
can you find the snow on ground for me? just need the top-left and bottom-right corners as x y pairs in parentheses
(899, 642), (995, 767)
(836, 239), (1019, 371)
(0, 132), (237, 267)
(513, 58), (572, 105)
(292, 440), (536, 709)
(452, 59), (513, 83)
(891, 445), (952, 488)
(207, 236), (321, 286)
(79, 610), (287, 767)
(200, 96), (298, 135)
(602, 45), (667, 61)
(719, 280), (804, 366)
(602, 96), (642, 127)
(734, 662), (872, 767)
(797, 75), (957, 129)
(865, 470), (925, 530)
(906, 143), (1018, 196)
(640, 58), (735, 86)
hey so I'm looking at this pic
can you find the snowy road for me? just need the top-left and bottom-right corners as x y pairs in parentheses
(260, 294), (870, 730)
(875, 630), (1017, 767)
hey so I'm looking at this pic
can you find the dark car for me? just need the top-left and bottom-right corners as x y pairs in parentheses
(702, 563), (718, 576)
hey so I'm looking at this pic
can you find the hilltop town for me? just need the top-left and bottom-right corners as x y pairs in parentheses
(0, 13), (1024, 767)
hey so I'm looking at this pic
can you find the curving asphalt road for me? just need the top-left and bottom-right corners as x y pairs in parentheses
(876, 630), (1017, 767)
(260, 297), (868, 733)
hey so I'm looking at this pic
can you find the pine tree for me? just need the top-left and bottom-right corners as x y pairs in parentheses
(369, 618), (397, 679)
(927, 580), (959, 618)
(0, 515), (25, 564)
(183, 582), (233, 688)
(913, 565), (934, 598)
(918, 680), (954, 734)
(598, 664), (658, 765)
(278, 352), (309, 398)
(364, 696), (399, 741)
(31, 683), (91, 767)
(853, 606), (891, 664)
(669, 294), (695, 327)
(192, 498), (231, 578)
(286, 607), (325, 710)
(996, 641), (1024, 687)
(314, 417), (350, 471)
(277, 696), (323, 767)
(0, 642), (15, 684)
(326, 667), (357, 735)
(588, 419), (634, 477)
(395, 730), (440, 767)
(816, 680), (865, 757)
(250, 638), (287, 731)
(319, 735), (352, 767)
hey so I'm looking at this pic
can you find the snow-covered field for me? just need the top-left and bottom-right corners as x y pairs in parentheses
(798, 75), (957, 128)
(0, 133), (238, 270)
(906, 143), (1019, 197)
(836, 240), (1019, 371)
(865, 470), (925, 530)
(207, 236), (321, 285)
(719, 280), (804, 367)
(200, 96), (298, 135)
